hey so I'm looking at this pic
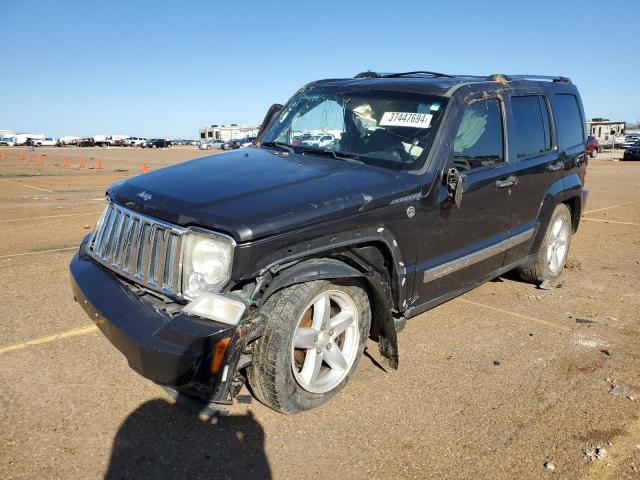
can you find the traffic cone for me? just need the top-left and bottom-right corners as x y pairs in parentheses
(141, 162), (149, 173)
(63, 157), (70, 167)
(19, 153), (24, 161)
(28, 154), (33, 162)
(95, 159), (103, 169)
(78, 158), (85, 169)
(37, 155), (44, 164)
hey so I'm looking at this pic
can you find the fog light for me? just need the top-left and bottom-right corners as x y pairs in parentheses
(182, 292), (245, 325)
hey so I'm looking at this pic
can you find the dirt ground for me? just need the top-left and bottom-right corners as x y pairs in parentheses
(1, 146), (639, 479)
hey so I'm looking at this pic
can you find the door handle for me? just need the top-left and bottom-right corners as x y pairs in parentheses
(495, 175), (517, 188)
(547, 162), (564, 172)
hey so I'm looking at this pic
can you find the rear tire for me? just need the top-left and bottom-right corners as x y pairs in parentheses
(247, 280), (371, 414)
(518, 203), (572, 284)
(590, 149), (597, 158)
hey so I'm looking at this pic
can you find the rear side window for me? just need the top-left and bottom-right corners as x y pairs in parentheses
(453, 99), (504, 171)
(511, 95), (552, 159)
(552, 94), (584, 148)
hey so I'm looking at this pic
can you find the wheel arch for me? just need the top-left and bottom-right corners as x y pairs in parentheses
(251, 241), (401, 369)
(531, 174), (584, 253)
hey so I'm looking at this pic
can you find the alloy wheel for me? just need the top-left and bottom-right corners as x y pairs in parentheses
(290, 290), (359, 393)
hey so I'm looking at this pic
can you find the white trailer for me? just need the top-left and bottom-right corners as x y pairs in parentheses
(14, 133), (45, 145)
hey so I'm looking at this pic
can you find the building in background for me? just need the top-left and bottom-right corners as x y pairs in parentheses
(0, 129), (15, 137)
(199, 124), (260, 142)
(587, 119), (626, 142)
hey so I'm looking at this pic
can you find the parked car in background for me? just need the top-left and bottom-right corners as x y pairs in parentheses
(622, 134), (640, 150)
(36, 137), (57, 146)
(239, 137), (257, 148)
(586, 135), (601, 158)
(623, 141), (640, 160)
(601, 134), (626, 149)
(78, 137), (96, 147)
(127, 137), (147, 147)
(299, 134), (336, 148)
(199, 139), (225, 150)
(0, 136), (16, 146)
(221, 138), (242, 150)
(144, 138), (172, 148)
(174, 139), (198, 146)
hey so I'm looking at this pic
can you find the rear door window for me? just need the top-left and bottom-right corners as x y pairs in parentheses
(511, 95), (551, 160)
(551, 94), (584, 149)
(453, 99), (504, 171)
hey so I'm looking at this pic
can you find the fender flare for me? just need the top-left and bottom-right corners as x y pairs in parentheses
(260, 258), (363, 301)
(255, 257), (399, 369)
(531, 174), (583, 254)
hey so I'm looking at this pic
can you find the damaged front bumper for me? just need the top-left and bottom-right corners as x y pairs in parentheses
(69, 237), (258, 405)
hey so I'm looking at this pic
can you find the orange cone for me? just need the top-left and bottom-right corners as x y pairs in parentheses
(19, 153), (24, 161)
(63, 157), (70, 167)
(37, 155), (44, 164)
(78, 158), (85, 169)
(95, 159), (103, 169)
(141, 162), (150, 173)
(28, 154), (33, 162)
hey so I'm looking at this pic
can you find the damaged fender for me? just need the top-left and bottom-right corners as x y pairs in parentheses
(254, 257), (399, 369)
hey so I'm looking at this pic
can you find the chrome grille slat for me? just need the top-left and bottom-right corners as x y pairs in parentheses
(170, 234), (183, 291)
(96, 207), (116, 257)
(127, 218), (143, 275)
(108, 211), (125, 266)
(115, 214), (133, 268)
(153, 229), (169, 287)
(89, 202), (187, 297)
(137, 222), (152, 279)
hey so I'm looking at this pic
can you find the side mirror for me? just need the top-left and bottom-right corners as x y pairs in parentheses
(446, 167), (466, 209)
(256, 103), (283, 141)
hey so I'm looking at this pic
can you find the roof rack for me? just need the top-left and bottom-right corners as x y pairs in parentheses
(355, 71), (454, 79)
(355, 71), (572, 84)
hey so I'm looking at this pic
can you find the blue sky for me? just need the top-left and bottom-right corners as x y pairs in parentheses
(1, 0), (638, 139)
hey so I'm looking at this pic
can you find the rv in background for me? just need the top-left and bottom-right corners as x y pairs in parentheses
(14, 133), (45, 145)
(59, 136), (80, 146)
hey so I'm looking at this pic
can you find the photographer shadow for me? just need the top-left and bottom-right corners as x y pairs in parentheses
(105, 397), (271, 480)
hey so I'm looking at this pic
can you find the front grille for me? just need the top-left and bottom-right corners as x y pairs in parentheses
(89, 202), (185, 297)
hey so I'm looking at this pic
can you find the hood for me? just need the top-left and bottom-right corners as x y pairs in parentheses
(109, 147), (419, 242)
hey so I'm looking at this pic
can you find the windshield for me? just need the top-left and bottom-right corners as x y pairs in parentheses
(261, 88), (448, 170)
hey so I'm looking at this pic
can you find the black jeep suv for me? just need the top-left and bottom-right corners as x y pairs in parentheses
(70, 71), (588, 414)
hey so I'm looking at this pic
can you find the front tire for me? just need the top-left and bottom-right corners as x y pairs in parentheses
(518, 203), (572, 284)
(590, 148), (597, 158)
(247, 280), (371, 414)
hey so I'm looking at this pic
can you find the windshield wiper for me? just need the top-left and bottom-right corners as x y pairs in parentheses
(260, 141), (294, 154)
(300, 148), (363, 163)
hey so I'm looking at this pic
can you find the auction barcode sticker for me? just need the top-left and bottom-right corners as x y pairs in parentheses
(379, 112), (433, 128)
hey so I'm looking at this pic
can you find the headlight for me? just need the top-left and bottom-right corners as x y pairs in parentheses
(182, 232), (233, 299)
